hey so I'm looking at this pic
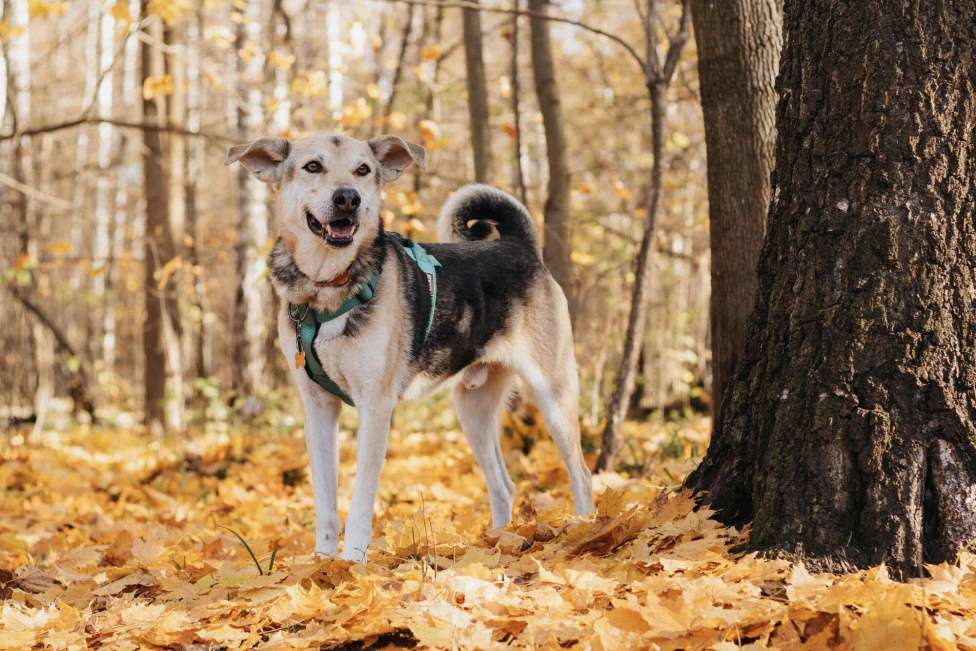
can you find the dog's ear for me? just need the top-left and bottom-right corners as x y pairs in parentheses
(368, 135), (427, 184)
(225, 137), (290, 184)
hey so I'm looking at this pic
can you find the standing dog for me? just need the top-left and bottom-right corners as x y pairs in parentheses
(226, 133), (594, 561)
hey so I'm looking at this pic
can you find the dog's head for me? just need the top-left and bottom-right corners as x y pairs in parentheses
(225, 133), (425, 280)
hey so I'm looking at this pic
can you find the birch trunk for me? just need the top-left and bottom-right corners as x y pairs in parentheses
(92, 1), (116, 366)
(231, 0), (272, 401)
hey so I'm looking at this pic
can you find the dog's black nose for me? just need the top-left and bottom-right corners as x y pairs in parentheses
(332, 188), (361, 212)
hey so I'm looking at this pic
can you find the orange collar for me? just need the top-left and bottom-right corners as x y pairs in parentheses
(313, 269), (352, 288)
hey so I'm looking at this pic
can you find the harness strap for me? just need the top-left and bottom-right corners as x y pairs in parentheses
(290, 240), (440, 408)
(401, 239), (442, 339)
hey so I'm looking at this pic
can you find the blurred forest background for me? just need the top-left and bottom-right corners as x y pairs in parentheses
(2, 0), (709, 450)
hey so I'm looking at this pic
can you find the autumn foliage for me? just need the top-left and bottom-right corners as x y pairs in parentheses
(2, 410), (975, 649)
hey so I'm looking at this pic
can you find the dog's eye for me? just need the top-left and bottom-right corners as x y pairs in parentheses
(354, 163), (371, 176)
(303, 161), (323, 174)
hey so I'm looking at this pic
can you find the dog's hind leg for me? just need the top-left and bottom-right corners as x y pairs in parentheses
(515, 346), (595, 517)
(455, 365), (516, 528)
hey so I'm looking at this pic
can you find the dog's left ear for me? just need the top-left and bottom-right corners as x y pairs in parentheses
(225, 137), (290, 185)
(369, 135), (427, 184)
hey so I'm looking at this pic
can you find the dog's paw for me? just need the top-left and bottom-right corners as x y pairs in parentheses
(340, 546), (368, 563)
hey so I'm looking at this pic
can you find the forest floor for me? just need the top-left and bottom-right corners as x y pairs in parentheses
(2, 401), (976, 650)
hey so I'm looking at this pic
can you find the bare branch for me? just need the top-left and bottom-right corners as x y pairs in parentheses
(0, 171), (73, 210)
(0, 117), (235, 144)
(661, 0), (692, 83)
(378, 0), (647, 74)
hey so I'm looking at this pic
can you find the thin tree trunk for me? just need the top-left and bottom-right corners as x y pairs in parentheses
(596, 83), (666, 471)
(509, 0), (527, 207)
(691, 0), (781, 424)
(141, 8), (176, 433)
(687, 0), (976, 578)
(383, 4), (415, 120)
(92, 2), (116, 367)
(461, 0), (492, 182)
(528, 0), (573, 312)
(103, 0), (141, 374)
(414, 4), (444, 194)
(596, 0), (691, 472)
(6, 0), (57, 439)
(186, 4), (207, 380)
(231, 1), (272, 402)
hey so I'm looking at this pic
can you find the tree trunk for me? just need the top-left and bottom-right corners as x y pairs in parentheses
(596, 82), (666, 471)
(231, 1), (272, 402)
(508, 2), (527, 206)
(141, 9), (176, 433)
(687, 0), (976, 578)
(691, 0), (781, 423)
(528, 0), (573, 310)
(186, 4), (209, 380)
(383, 4), (414, 120)
(461, 0), (492, 183)
(92, 3), (116, 366)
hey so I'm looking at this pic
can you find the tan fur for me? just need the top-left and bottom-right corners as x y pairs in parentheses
(228, 133), (592, 562)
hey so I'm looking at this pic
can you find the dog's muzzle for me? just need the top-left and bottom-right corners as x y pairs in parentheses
(306, 211), (358, 248)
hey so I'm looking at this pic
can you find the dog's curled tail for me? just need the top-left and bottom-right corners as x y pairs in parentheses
(437, 184), (538, 250)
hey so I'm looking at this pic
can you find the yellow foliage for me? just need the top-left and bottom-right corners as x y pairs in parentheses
(339, 98), (373, 128)
(386, 111), (408, 130)
(148, 0), (193, 24)
(155, 255), (183, 290)
(28, 0), (67, 19)
(0, 21), (26, 43)
(46, 241), (72, 255)
(110, 0), (132, 26)
(420, 45), (441, 62)
(267, 49), (294, 70)
(237, 40), (260, 64)
(142, 74), (174, 101)
(291, 71), (328, 98)
(3, 415), (976, 648)
(612, 179), (632, 201)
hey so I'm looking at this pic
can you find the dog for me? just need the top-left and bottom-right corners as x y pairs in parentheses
(225, 133), (594, 561)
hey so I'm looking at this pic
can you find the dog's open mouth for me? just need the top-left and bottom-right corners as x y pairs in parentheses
(307, 211), (357, 247)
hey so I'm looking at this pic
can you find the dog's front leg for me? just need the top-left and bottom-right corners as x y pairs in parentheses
(341, 402), (394, 562)
(297, 383), (342, 557)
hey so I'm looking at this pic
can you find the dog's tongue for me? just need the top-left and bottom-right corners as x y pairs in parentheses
(326, 220), (355, 238)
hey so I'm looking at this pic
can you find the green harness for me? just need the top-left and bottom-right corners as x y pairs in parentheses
(288, 239), (441, 407)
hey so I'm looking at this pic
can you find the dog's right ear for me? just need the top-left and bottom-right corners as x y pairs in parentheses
(225, 137), (290, 185)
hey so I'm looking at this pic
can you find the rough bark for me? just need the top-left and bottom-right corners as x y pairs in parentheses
(687, 0), (976, 578)
(690, 0), (781, 422)
(461, 0), (492, 182)
(528, 0), (573, 311)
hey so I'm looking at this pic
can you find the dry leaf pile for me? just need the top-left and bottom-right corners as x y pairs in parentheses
(2, 409), (976, 649)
